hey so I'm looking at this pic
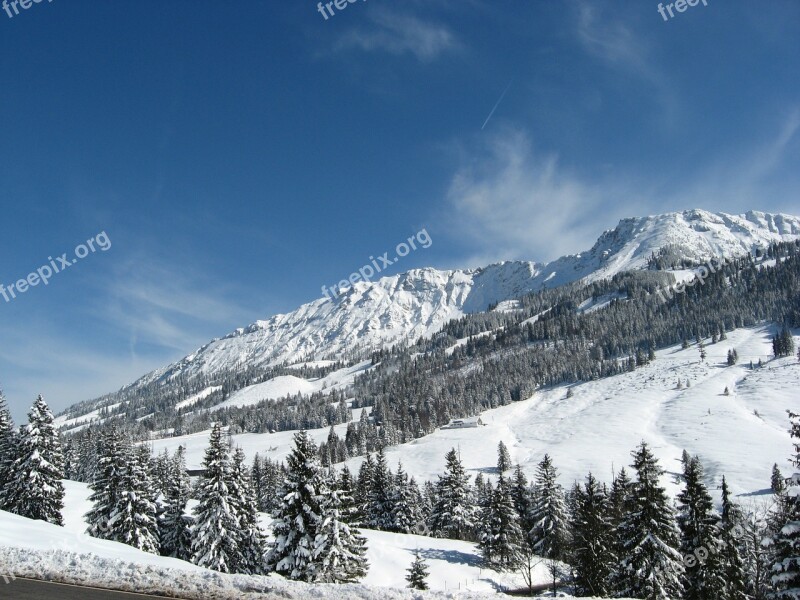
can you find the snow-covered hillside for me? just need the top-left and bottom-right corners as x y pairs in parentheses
(56, 209), (800, 424)
(0, 481), (543, 598)
(148, 325), (797, 502)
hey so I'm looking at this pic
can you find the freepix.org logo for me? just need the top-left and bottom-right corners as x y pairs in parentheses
(3, 0), (54, 20)
(0, 231), (112, 304)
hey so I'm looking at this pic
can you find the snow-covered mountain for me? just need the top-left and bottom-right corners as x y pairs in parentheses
(131, 209), (798, 385)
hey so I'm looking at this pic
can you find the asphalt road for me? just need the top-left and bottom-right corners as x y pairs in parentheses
(1, 578), (189, 599)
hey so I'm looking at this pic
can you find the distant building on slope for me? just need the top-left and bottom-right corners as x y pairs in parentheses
(442, 416), (485, 429)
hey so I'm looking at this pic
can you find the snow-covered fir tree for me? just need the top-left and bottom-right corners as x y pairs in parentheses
(2, 395), (64, 525)
(391, 461), (418, 533)
(158, 447), (194, 560)
(86, 426), (128, 539)
(354, 453), (374, 525)
(570, 472), (615, 597)
(267, 430), (326, 581)
(337, 466), (359, 524)
(677, 454), (726, 600)
(366, 448), (395, 531)
(719, 475), (748, 600)
(0, 392), (18, 508)
(430, 448), (475, 540)
(775, 463), (788, 495)
(406, 550), (430, 590)
(528, 454), (569, 560)
(771, 410), (800, 599)
(612, 441), (684, 599)
(478, 474), (524, 571)
(497, 440), (512, 473)
(228, 447), (266, 574)
(113, 444), (159, 553)
(312, 469), (369, 583)
(191, 423), (240, 573)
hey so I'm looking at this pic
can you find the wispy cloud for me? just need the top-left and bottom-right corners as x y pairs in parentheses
(662, 107), (800, 212)
(443, 128), (636, 265)
(336, 9), (460, 62)
(574, 2), (677, 120)
(102, 259), (255, 354)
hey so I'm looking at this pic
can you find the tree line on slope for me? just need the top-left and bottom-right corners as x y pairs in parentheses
(57, 241), (800, 460)
(4, 390), (799, 599)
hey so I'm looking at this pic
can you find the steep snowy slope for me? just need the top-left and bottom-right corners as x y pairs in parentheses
(149, 325), (798, 502)
(59, 209), (800, 421)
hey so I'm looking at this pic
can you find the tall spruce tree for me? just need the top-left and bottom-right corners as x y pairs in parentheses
(719, 475), (748, 600)
(497, 441), (512, 473)
(158, 447), (194, 560)
(430, 448), (475, 540)
(191, 423), (240, 573)
(229, 447), (266, 574)
(677, 454), (726, 600)
(613, 442), (684, 599)
(2, 395), (64, 525)
(771, 410), (800, 599)
(570, 472), (615, 597)
(312, 469), (369, 583)
(391, 461), (418, 533)
(86, 426), (128, 539)
(267, 431), (326, 581)
(0, 392), (18, 507)
(367, 448), (395, 531)
(528, 454), (569, 560)
(114, 444), (159, 553)
(406, 550), (430, 590)
(478, 474), (524, 571)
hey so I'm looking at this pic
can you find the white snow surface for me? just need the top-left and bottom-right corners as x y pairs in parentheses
(150, 325), (798, 503)
(60, 209), (800, 425)
(0, 481), (574, 598)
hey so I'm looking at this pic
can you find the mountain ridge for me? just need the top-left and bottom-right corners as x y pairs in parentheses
(59, 208), (800, 420)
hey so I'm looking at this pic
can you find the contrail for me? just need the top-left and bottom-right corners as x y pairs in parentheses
(481, 81), (512, 130)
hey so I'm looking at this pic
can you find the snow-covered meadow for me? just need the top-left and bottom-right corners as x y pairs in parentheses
(150, 325), (797, 501)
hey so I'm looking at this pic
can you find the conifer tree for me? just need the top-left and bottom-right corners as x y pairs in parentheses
(677, 454), (726, 600)
(229, 447), (266, 574)
(430, 448), (475, 540)
(528, 454), (569, 560)
(612, 442), (684, 599)
(497, 440), (512, 473)
(719, 475), (748, 600)
(86, 426), (128, 539)
(511, 464), (533, 533)
(570, 472), (615, 597)
(771, 410), (800, 599)
(0, 393), (18, 508)
(478, 474), (524, 571)
(267, 431), (326, 581)
(191, 423), (240, 573)
(774, 463), (787, 494)
(354, 453), (374, 524)
(367, 448), (395, 531)
(391, 461), (417, 533)
(2, 395), (64, 525)
(406, 550), (430, 590)
(159, 447), (193, 560)
(312, 470), (369, 583)
(114, 444), (159, 553)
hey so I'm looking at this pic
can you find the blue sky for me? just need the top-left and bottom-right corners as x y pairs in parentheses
(0, 0), (798, 421)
